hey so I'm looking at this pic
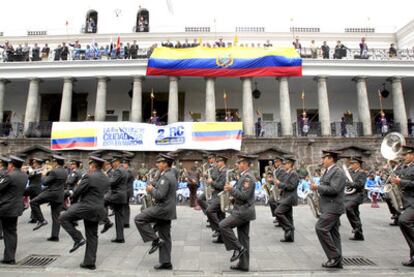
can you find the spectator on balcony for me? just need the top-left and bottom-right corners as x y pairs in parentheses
(22, 43), (30, 62)
(359, 37), (368, 59)
(162, 39), (174, 48)
(86, 17), (96, 33)
(310, 40), (318, 59)
(264, 40), (273, 48)
(215, 38), (225, 47)
(69, 40), (82, 60)
(124, 42), (130, 59)
(31, 43), (40, 61)
(321, 41), (330, 59)
(182, 39), (191, 48)
(408, 118), (413, 136)
(137, 16), (148, 32)
(0, 41), (14, 62)
(41, 44), (50, 61)
(225, 111), (233, 122)
(174, 41), (182, 48)
(293, 37), (302, 54)
(334, 40), (347, 59)
(255, 112), (264, 137)
(130, 40), (139, 59)
(149, 110), (160, 125)
(340, 117), (347, 137)
(53, 44), (61, 61)
(85, 45), (94, 60)
(301, 112), (310, 136)
(15, 44), (23, 61)
(191, 39), (199, 47)
(379, 112), (389, 136)
(388, 43), (397, 58)
(60, 42), (69, 61)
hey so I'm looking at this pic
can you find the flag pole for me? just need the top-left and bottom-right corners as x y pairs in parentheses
(151, 88), (155, 115)
(378, 89), (384, 114)
(301, 90), (305, 114)
(224, 89), (228, 119)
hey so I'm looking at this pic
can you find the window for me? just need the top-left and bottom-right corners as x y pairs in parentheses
(136, 8), (149, 32)
(85, 10), (98, 33)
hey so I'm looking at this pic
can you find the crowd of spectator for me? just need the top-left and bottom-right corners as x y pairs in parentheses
(0, 36), (412, 62)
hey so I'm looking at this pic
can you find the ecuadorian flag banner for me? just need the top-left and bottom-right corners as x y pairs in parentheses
(147, 46), (302, 77)
(51, 122), (242, 151)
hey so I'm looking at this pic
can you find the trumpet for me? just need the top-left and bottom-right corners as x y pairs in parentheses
(306, 164), (322, 218)
(219, 169), (234, 213)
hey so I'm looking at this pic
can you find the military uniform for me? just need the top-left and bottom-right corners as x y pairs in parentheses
(344, 157), (367, 240)
(219, 160), (256, 271)
(123, 162), (135, 227)
(269, 162), (286, 219)
(135, 154), (177, 269)
(0, 156), (28, 263)
(31, 155), (68, 239)
(102, 160), (128, 242)
(315, 152), (346, 267)
(0, 157), (9, 240)
(275, 162), (299, 242)
(397, 146), (414, 265)
(198, 163), (219, 214)
(25, 161), (43, 222)
(59, 156), (109, 269)
(206, 161), (227, 242)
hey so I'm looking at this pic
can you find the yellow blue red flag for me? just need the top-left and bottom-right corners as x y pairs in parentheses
(147, 46), (302, 77)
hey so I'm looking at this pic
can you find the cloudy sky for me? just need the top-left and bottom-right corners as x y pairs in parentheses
(0, 0), (413, 35)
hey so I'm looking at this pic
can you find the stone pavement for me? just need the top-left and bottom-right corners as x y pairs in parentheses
(0, 203), (413, 276)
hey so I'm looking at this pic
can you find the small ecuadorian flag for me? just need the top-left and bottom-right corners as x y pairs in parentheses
(147, 46), (302, 78)
(192, 122), (242, 142)
(51, 127), (97, 150)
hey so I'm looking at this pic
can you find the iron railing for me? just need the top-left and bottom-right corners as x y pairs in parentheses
(331, 122), (363, 137)
(293, 122), (322, 137)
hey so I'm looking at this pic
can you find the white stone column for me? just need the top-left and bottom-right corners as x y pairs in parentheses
(205, 78), (216, 122)
(353, 77), (372, 136)
(389, 77), (408, 136)
(59, 77), (74, 121)
(95, 77), (108, 121)
(130, 76), (143, 122)
(314, 76), (331, 136)
(24, 78), (40, 135)
(0, 79), (7, 123)
(278, 77), (293, 136)
(168, 76), (179, 124)
(241, 78), (254, 136)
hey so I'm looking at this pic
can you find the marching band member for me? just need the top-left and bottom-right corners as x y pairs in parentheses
(268, 156), (286, 226)
(197, 153), (218, 220)
(135, 153), (177, 270)
(219, 154), (257, 272)
(391, 145), (414, 267)
(64, 159), (83, 209)
(206, 154), (228, 243)
(31, 155), (68, 242)
(0, 156), (9, 240)
(310, 150), (346, 269)
(344, 156), (367, 241)
(122, 157), (135, 228)
(25, 158), (44, 224)
(0, 156), (28, 264)
(273, 156), (299, 242)
(101, 154), (128, 243)
(59, 156), (109, 270)
(384, 159), (402, 226)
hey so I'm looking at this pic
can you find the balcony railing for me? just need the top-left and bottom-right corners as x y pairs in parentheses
(331, 122), (363, 137)
(293, 122), (322, 137)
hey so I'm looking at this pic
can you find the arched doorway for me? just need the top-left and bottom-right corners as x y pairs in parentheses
(136, 8), (149, 32)
(85, 10), (98, 33)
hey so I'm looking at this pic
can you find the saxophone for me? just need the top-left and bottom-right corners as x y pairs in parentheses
(306, 164), (321, 218)
(141, 168), (159, 211)
(271, 168), (281, 201)
(219, 169), (234, 213)
(342, 164), (356, 195)
(204, 165), (213, 201)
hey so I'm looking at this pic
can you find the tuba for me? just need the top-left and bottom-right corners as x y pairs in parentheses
(141, 167), (159, 211)
(380, 132), (406, 212)
(305, 164), (322, 218)
(219, 169), (234, 213)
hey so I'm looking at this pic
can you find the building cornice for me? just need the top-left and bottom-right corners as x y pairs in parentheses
(0, 59), (413, 80)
